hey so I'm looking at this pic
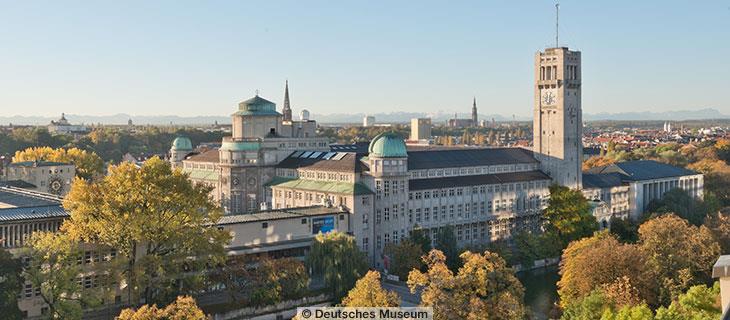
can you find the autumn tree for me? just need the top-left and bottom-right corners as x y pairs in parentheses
(341, 271), (400, 307)
(384, 240), (424, 281)
(13, 147), (104, 180)
(117, 295), (206, 320)
(408, 250), (525, 320)
(305, 232), (368, 301)
(608, 217), (639, 243)
(703, 209), (730, 253)
(0, 247), (22, 319)
(558, 231), (652, 308)
(61, 157), (230, 305)
(637, 215), (721, 305)
(543, 184), (599, 245)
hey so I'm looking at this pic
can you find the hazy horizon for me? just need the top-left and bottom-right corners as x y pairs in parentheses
(1, 1), (729, 117)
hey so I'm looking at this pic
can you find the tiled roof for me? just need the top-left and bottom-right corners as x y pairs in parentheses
(582, 173), (626, 189)
(0, 205), (68, 222)
(185, 149), (220, 163)
(217, 205), (347, 225)
(585, 160), (698, 181)
(8, 161), (71, 167)
(407, 147), (538, 170)
(409, 170), (551, 191)
(266, 177), (374, 195)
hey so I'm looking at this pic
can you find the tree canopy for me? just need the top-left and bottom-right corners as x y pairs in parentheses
(384, 240), (424, 281)
(117, 295), (206, 320)
(305, 232), (368, 301)
(341, 270), (400, 307)
(61, 157), (230, 304)
(408, 249), (525, 320)
(0, 247), (22, 319)
(13, 146), (104, 180)
(543, 184), (599, 245)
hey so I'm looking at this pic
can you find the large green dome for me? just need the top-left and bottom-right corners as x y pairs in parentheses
(368, 132), (407, 158)
(233, 95), (281, 116)
(171, 136), (193, 151)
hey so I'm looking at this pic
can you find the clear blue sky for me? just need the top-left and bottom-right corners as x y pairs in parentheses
(1, 1), (728, 117)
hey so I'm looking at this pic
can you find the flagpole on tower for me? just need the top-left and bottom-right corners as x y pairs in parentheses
(555, 2), (560, 47)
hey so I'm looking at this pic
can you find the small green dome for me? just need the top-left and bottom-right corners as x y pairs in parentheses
(233, 95), (281, 116)
(368, 132), (407, 158)
(171, 136), (193, 151)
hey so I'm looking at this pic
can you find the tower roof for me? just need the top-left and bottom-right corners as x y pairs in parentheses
(233, 95), (281, 116)
(368, 132), (407, 158)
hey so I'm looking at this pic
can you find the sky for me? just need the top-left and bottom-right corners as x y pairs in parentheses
(1, 1), (729, 118)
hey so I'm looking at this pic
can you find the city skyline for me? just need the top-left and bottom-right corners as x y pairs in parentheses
(1, 1), (729, 117)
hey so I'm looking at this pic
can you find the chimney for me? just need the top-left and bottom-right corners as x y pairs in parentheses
(713, 255), (730, 317)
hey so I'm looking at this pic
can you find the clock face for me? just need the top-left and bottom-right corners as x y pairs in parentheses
(48, 176), (64, 195)
(542, 91), (556, 105)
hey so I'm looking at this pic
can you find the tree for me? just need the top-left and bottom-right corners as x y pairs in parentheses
(61, 157), (230, 305)
(408, 250), (525, 320)
(0, 248), (22, 319)
(558, 231), (652, 308)
(117, 295), (206, 320)
(384, 240), (424, 281)
(22, 232), (105, 320)
(643, 189), (713, 226)
(305, 232), (368, 301)
(433, 225), (460, 271)
(608, 217), (639, 243)
(341, 271), (400, 307)
(703, 209), (730, 253)
(637, 215), (721, 306)
(543, 184), (599, 245)
(13, 147), (104, 180)
(512, 230), (562, 268)
(409, 228), (431, 253)
(654, 283), (721, 320)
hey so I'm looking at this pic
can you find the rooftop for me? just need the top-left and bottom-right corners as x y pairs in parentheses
(266, 177), (373, 195)
(277, 151), (366, 173)
(585, 160), (697, 181)
(582, 173), (627, 189)
(217, 205), (347, 225)
(713, 255), (730, 278)
(0, 186), (68, 222)
(8, 161), (71, 167)
(407, 147), (538, 170)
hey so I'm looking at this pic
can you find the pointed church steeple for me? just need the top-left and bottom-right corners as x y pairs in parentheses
(471, 97), (478, 126)
(282, 80), (292, 121)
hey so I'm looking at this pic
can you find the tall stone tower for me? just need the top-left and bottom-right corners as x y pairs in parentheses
(282, 80), (293, 122)
(471, 97), (478, 126)
(533, 47), (582, 189)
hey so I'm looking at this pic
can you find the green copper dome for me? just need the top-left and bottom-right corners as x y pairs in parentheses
(171, 136), (193, 151)
(368, 132), (407, 158)
(232, 95), (281, 116)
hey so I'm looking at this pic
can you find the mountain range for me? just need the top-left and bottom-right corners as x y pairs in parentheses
(0, 108), (726, 125)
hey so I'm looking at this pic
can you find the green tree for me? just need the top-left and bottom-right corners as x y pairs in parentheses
(384, 240), (424, 281)
(408, 250), (526, 320)
(433, 225), (460, 271)
(0, 248), (22, 319)
(512, 230), (562, 268)
(543, 184), (599, 245)
(305, 232), (368, 301)
(654, 283), (721, 320)
(408, 228), (432, 253)
(117, 295), (206, 320)
(637, 215), (720, 306)
(341, 270), (400, 307)
(61, 157), (230, 305)
(643, 189), (713, 226)
(22, 232), (102, 320)
(608, 217), (639, 243)
(13, 147), (104, 180)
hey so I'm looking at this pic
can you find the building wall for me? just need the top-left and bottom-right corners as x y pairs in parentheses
(3, 164), (75, 196)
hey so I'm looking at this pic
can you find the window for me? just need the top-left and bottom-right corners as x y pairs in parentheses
(301, 218), (307, 224)
(262, 222), (268, 228)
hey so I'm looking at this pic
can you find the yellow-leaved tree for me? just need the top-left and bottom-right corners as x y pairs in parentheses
(62, 157), (230, 305)
(13, 146), (104, 180)
(341, 270), (400, 307)
(408, 249), (525, 320)
(117, 296), (206, 320)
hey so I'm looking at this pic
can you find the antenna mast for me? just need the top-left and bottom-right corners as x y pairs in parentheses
(555, 3), (560, 47)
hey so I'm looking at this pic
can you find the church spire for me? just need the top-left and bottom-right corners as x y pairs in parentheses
(282, 80), (292, 121)
(471, 97), (478, 126)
